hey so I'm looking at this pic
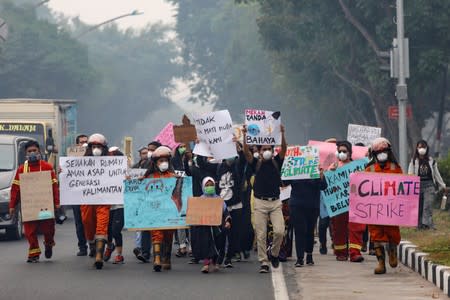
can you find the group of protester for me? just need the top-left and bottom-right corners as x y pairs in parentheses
(8, 124), (448, 276)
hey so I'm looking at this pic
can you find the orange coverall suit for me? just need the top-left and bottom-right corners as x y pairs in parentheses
(329, 161), (366, 260)
(365, 161), (402, 245)
(9, 160), (59, 258)
(81, 205), (110, 243)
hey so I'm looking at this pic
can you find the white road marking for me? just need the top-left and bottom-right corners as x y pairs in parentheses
(271, 263), (290, 300)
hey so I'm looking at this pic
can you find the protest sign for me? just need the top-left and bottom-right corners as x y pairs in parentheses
(154, 122), (180, 150)
(186, 197), (224, 226)
(127, 168), (147, 179)
(19, 171), (54, 222)
(347, 124), (381, 146)
(173, 115), (197, 143)
(59, 156), (128, 205)
(308, 140), (368, 169)
(349, 172), (419, 227)
(321, 159), (368, 217)
(124, 177), (193, 230)
(281, 146), (320, 180)
(193, 110), (237, 161)
(245, 109), (281, 145)
(66, 145), (86, 157)
(280, 185), (292, 201)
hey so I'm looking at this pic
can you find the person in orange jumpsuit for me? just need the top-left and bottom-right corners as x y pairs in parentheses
(365, 137), (402, 274)
(144, 146), (177, 272)
(9, 140), (60, 263)
(329, 141), (366, 262)
(81, 133), (111, 269)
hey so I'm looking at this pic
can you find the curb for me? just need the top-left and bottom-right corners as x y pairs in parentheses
(399, 240), (450, 297)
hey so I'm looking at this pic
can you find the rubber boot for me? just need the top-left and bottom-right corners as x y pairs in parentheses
(388, 243), (398, 268)
(374, 246), (386, 275)
(94, 239), (106, 269)
(162, 240), (172, 270)
(153, 243), (162, 272)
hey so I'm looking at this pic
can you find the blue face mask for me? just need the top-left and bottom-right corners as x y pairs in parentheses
(27, 152), (40, 163)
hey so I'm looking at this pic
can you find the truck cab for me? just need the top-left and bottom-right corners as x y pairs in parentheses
(0, 135), (36, 240)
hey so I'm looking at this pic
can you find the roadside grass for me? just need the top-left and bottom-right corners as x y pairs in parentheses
(401, 209), (450, 266)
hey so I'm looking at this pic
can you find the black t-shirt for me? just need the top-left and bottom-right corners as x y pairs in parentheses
(252, 155), (283, 198)
(418, 159), (433, 181)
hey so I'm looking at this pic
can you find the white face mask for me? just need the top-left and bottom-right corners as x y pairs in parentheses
(262, 150), (273, 160)
(158, 162), (169, 172)
(418, 148), (427, 156)
(92, 148), (102, 156)
(147, 151), (153, 159)
(337, 151), (348, 161)
(376, 152), (388, 162)
(253, 152), (260, 159)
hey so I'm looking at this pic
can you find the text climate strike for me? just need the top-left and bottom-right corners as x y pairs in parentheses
(349, 172), (420, 227)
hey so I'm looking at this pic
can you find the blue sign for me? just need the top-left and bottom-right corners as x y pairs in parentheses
(321, 159), (368, 217)
(124, 177), (193, 230)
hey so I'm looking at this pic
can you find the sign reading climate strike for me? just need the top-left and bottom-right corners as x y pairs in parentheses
(245, 109), (281, 145)
(349, 172), (420, 227)
(281, 146), (320, 180)
(59, 156), (128, 205)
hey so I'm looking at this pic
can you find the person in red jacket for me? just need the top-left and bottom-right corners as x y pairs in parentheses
(143, 146), (177, 272)
(9, 140), (60, 263)
(365, 137), (403, 274)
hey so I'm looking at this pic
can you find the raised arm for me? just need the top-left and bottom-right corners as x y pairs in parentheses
(242, 126), (254, 163)
(278, 124), (287, 159)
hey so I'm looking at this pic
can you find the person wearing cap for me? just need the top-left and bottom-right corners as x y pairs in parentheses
(366, 137), (403, 274)
(143, 145), (177, 272)
(328, 141), (366, 263)
(9, 140), (60, 263)
(133, 147), (150, 169)
(81, 133), (111, 269)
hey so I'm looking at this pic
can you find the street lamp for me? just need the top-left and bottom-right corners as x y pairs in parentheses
(76, 10), (144, 39)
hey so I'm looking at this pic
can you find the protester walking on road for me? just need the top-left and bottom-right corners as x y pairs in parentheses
(408, 140), (448, 230)
(366, 137), (403, 275)
(9, 140), (60, 263)
(243, 124), (287, 273)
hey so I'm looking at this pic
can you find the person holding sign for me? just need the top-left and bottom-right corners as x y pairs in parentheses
(9, 141), (60, 263)
(242, 124), (287, 274)
(365, 137), (403, 275)
(328, 141), (366, 263)
(143, 146), (178, 272)
(80, 133), (112, 270)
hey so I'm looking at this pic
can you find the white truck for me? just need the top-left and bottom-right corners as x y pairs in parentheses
(0, 98), (78, 239)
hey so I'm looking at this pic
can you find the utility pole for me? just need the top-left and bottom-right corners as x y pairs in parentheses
(396, 0), (408, 171)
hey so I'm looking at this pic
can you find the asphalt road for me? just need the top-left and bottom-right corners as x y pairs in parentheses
(0, 214), (275, 300)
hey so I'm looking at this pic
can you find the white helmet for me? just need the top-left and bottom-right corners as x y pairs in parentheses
(88, 133), (107, 146)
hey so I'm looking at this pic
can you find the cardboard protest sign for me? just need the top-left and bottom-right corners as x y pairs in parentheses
(66, 145), (86, 157)
(19, 171), (54, 222)
(281, 146), (320, 180)
(186, 197), (224, 226)
(347, 124), (381, 146)
(349, 172), (419, 227)
(154, 122), (180, 150)
(59, 156), (128, 205)
(193, 110), (237, 161)
(245, 109), (281, 145)
(127, 168), (147, 179)
(124, 177), (193, 230)
(173, 115), (197, 143)
(308, 140), (368, 169)
(321, 159), (368, 217)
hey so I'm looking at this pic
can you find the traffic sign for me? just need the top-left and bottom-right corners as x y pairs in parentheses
(388, 105), (412, 120)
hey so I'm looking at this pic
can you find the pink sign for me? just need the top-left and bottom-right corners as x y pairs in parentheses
(348, 172), (420, 227)
(307, 140), (368, 169)
(154, 122), (180, 150)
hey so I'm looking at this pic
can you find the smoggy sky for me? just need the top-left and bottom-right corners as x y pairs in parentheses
(47, 0), (175, 29)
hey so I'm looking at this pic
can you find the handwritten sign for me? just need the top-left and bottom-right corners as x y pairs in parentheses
(66, 145), (86, 157)
(154, 122), (180, 150)
(19, 171), (54, 222)
(124, 177), (193, 230)
(193, 110), (237, 161)
(59, 156), (128, 205)
(281, 146), (320, 180)
(245, 109), (281, 145)
(173, 115), (197, 143)
(280, 185), (292, 201)
(347, 124), (381, 146)
(321, 159), (368, 217)
(186, 197), (224, 226)
(127, 168), (147, 179)
(308, 140), (368, 169)
(349, 172), (419, 227)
